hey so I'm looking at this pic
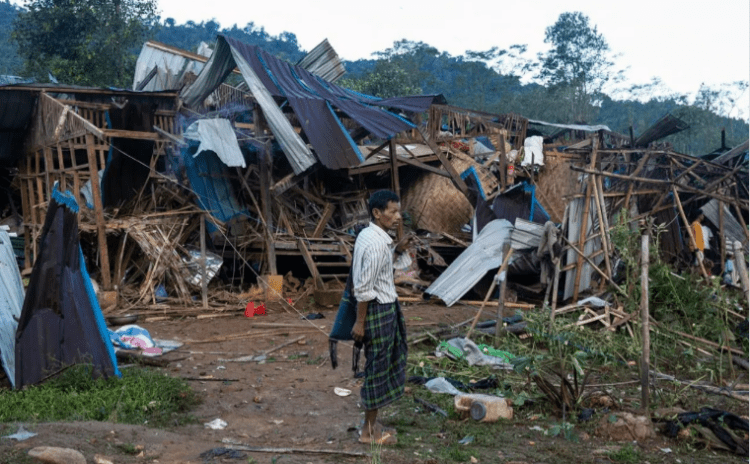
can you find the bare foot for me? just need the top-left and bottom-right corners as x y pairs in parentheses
(359, 423), (398, 445)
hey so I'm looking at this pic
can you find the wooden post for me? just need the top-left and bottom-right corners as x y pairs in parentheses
(548, 258), (561, 320)
(85, 133), (112, 289)
(495, 244), (513, 342)
(719, 201), (726, 273)
(591, 176), (612, 290)
(498, 133), (507, 190)
(200, 215), (208, 309)
(389, 138), (403, 238)
(734, 241), (749, 303)
(573, 138), (597, 301)
(640, 229), (650, 413)
(255, 108), (276, 277)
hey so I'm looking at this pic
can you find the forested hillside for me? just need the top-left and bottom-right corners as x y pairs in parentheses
(0, 9), (746, 156)
(0, 1), (22, 75)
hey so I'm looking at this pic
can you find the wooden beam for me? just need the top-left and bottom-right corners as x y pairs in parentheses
(297, 238), (323, 290)
(312, 203), (334, 238)
(389, 138), (403, 238)
(572, 166), (747, 207)
(85, 133), (112, 289)
(417, 127), (470, 198)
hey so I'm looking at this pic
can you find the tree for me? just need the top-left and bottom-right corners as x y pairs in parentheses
(12, 0), (158, 87)
(537, 12), (620, 123)
(0, 0), (23, 76)
(338, 60), (422, 98)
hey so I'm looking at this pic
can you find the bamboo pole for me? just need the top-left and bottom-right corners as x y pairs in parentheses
(465, 259), (506, 341)
(640, 229), (650, 413)
(592, 175), (612, 289)
(200, 215), (208, 309)
(496, 244), (514, 343)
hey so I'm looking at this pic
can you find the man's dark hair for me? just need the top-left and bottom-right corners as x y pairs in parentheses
(368, 190), (399, 219)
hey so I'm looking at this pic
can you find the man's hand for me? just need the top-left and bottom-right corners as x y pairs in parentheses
(351, 319), (366, 343)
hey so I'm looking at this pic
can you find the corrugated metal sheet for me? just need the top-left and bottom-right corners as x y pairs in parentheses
(634, 114), (689, 147)
(182, 35), (443, 171)
(426, 219), (513, 307)
(132, 42), (207, 91)
(563, 198), (602, 300)
(528, 120), (611, 132)
(296, 39), (346, 83)
(700, 199), (748, 254)
(184, 119), (246, 168)
(512, 218), (544, 250)
(182, 146), (249, 224)
(182, 36), (316, 174)
(0, 228), (24, 389)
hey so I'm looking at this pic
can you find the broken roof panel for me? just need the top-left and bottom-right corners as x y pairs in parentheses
(425, 219), (513, 306)
(0, 228), (24, 388)
(184, 118), (246, 168)
(182, 36), (316, 174)
(182, 35), (443, 171)
(528, 120), (611, 132)
(133, 41), (209, 91)
(634, 113), (689, 147)
(295, 39), (346, 83)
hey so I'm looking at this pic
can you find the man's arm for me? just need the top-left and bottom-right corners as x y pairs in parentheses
(352, 300), (370, 342)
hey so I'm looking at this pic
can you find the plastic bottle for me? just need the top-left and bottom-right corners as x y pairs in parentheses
(454, 393), (513, 422)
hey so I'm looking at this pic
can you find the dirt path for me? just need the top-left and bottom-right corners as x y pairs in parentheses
(1, 301), (471, 463)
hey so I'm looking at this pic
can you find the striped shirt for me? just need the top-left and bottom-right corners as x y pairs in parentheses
(352, 222), (412, 304)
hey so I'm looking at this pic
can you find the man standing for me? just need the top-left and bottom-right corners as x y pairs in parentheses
(351, 190), (411, 445)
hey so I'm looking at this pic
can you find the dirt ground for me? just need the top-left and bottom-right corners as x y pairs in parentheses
(0, 298), (747, 464)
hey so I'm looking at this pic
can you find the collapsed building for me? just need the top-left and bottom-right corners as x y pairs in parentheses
(0, 35), (747, 327)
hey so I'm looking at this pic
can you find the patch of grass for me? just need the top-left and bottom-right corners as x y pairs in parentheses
(608, 443), (641, 463)
(306, 355), (324, 365)
(115, 442), (139, 455)
(0, 365), (200, 427)
(0, 448), (35, 464)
